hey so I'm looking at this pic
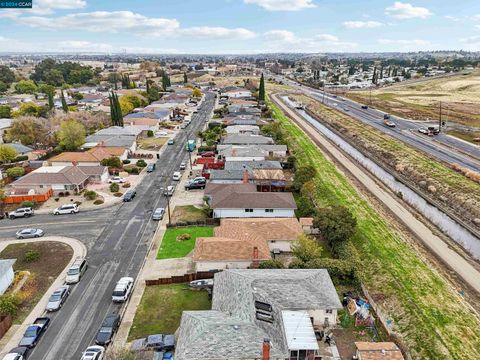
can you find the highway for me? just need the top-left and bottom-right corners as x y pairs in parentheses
(279, 77), (480, 172)
(0, 92), (215, 360)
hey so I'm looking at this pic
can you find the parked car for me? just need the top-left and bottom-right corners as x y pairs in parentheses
(418, 127), (428, 135)
(130, 334), (176, 352)
(172, 171), (182, 181)
(9, 207), (33, 219)
(152, 208), (165, 221)
(95, 314), (121, 346)
(46, 285), (70, 312)
(167, 139), (175, 145)
(200, 151), (215, 158)
(19, 317), (50, 348)
(123, 190), (136, 202)
(108, 176), (125, 184)
(53, 203), (79, 215)
(16, 228), (44, 239)
(157, 131), (168, 137)
(146, 163), (156, 172)
(361, 105), (368, 109)
(383, 114), (391, 120)
(179, 162), (186, 170)
(185, 177), (206, 190)
(65, 257), (88, 284)
(112, 277), (134, 303)
(343, 107), (350, 112)
(80, 345), (105, 360)
(1, 347), (29, 360)
(163, 185), (175, 197)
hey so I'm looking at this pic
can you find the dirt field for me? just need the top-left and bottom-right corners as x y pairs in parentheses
(346, 71), (480, 128)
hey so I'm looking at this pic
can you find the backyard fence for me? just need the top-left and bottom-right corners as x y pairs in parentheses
(145, 271), (218, 286)
(166, 219), (219, 228)
(3, 189), (53, 204)
(0, 314), (12, 340)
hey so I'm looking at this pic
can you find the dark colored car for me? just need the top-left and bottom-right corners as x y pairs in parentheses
(361, 105), (368, 109)
(383, 114), (391, 120)
(184, 179), (206, 190)
(19, 317), (50, 348)
(123, 190), (136, 202)
(95, 314), (120, 346)
(5, 346), (29, 359)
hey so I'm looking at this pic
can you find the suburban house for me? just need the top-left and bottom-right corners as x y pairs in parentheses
(0, 118), (12, 143)
(208, 169), (247, 184)
(0, 259), (16, 295)
(9, 165), (108, 195)
(83, 134), (137, 152)
(225, 125), (260, 135)
(218, 145), (288, 160)
(223, 134), (274, 145)
(8, 143), (34, 158)
(354, 342), (405, 360)
(49, 146), (128, 166)
(224, 160), (283, 172)
(253, 169), (290, 191)
(175, 269), (343, 360)
(205, 183), (297, 218)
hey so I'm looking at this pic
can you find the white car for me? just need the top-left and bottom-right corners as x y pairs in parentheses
(179, 162), (186, 170)
(81, 345), (105, 360)
(108, 176), (125, 184)
(53, 204), (79, 215)
(156, 131), (168, 137)
(112, 277), (134, 303)
(172, 171), (182, 181)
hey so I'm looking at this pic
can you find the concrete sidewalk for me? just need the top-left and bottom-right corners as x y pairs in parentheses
(0, 236), (87, 356)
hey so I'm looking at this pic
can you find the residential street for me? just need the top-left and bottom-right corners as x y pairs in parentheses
(0, 93), (215, 360)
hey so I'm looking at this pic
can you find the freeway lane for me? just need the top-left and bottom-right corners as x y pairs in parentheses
(279, 77), (480, 172)
(4, 93), (215, 360)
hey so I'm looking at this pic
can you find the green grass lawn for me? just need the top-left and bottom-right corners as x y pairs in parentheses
(269, 98), (480, 360)
(128, 283), (211, 341)
(157, 226), (214, 259)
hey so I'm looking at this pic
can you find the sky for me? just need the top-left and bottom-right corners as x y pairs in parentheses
(0, 0), (479, 54)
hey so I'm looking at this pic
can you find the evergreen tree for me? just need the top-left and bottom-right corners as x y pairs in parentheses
(61, 90), (68, 113)
(258, 73), (265, 102)
(162, 73), (168, 91)
(379, 66), (384, 79)
(47, 92), (54, 110)
(146, 79), (150, 93)
(372, 67), (377, 84)
(183, 72), (188, 84)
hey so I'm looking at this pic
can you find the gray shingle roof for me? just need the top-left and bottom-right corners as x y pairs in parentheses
(224, 160), (283, 171)
(223, 134), (274, 145)
(208, 169), (246, 181)
(85, 134), (136, 148)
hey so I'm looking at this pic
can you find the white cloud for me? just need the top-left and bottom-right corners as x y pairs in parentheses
(472, 14), (480, 21)
(444, 15), (459, 22)
(263, 30), (356, 52)
(180, 26), (256, 39)
(343, 20), (384, 29)
(460, 35), (480, 44)
(385, 2), (432, 19)
(244, 0), (315, 11)
(378, 38), (431, 45)
(37, 0), (86, 9)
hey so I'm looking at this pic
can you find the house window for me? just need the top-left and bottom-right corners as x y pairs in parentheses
(326, 309), (333, 314)
(245, 209), (253, 213)
(265, 209), (274, 213)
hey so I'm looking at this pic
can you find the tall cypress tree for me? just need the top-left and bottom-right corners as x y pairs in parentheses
(258, 73), (265, 102)
(183, 72), (188, 84)
(162, 73), (168, 91)
(61, 90), (68, 113)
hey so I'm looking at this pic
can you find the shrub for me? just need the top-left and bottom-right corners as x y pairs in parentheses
(13, 155), (28, 162)
(93, 199), (104, 205)
(110, 182), (120, 192)
(54, 197), (60, 202)
(6, 166), (25, 178)
(0, 295), (19, 316)
(136, 159), (147, 168)
(176, 233), (191, 241)
(20, 201), (35, 208)
(58, 192), (65, 197)
(125, 166), (139, 175)
(147, 130), (154, 137)
(84, 190), (97, 200)
(113, 192), (123, 197)
(100, 156), (122, 168)
(259, 259), (285, 269)
(122, 159), (131, 164)
(64, 191), (70, 196)
(24, 249), (40, 262)
(122, 183), (131, 188)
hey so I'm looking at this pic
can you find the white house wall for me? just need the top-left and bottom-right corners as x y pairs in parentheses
(195, 260), (252, 272)
(213, 208), (295, 218)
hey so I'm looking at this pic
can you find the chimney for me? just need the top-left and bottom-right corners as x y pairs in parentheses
(251, 246), (259, 269)
(262, 338), (270, 360)
(72, 160), (78, 167)
(242, 169), (249, 184)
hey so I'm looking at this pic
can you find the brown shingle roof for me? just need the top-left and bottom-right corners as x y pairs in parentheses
(253, 169), (286, 181)
(12, 166), (89, 186)
(193, 237), (271, 262)
(49, 147), (125, 163)
(355, 342), (405, 360)
(215, 218), (302, 242)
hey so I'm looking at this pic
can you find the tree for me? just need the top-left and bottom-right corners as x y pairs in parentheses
(313, 205), (357, 248)
(291, 234), (323, 264)
(61, 90), (68, 113)
(183, 72), (188, 84)
(109, 91), (124, 127)
(258, 259), (285, 269)
(57, 119), (86, 150)
(14, 80), (38, 94)
(4, 117), (50, 146)
(258, 73), (265, 101)
(39, 84), (55, 110)
(292, 164), (317, 191)
(0, 295), (19, 316)
(0, 145), (17, 163)
(13, 103), (48, 118)
(192, 88), (202, 98)
(0, 65), (15, 85)
(0, 105), (11, 118)
(119, 96), (134, 116)
(45, 69), (65, 86)
(6, 167), (25, 177)
(101, 156), (122, 168)
(0, 81), (7, 93)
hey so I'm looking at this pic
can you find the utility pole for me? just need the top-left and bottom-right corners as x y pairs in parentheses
(439, 101), (442, 133)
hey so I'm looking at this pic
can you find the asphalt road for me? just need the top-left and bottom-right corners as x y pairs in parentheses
(279, 77), (480, 172)
(0, 92), (215, 360)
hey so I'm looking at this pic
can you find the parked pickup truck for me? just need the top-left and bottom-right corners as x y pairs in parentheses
(19, 317), (50, 348)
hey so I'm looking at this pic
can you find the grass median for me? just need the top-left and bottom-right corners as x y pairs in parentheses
(269, 98), (480, 359)
(156, 226), (214, 259)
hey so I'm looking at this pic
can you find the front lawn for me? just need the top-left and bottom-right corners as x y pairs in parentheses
(156, 226), (214, 259)
(0, 242), (73, 323)
(128, 283), (211, 340)
(138, 137), (168, 150)
(171, 205), (209, 223)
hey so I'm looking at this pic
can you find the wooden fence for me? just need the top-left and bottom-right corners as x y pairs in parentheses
(0, 315), (12, 340)
(3, 189), (53, 204)
(145, 271), (218, 286)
